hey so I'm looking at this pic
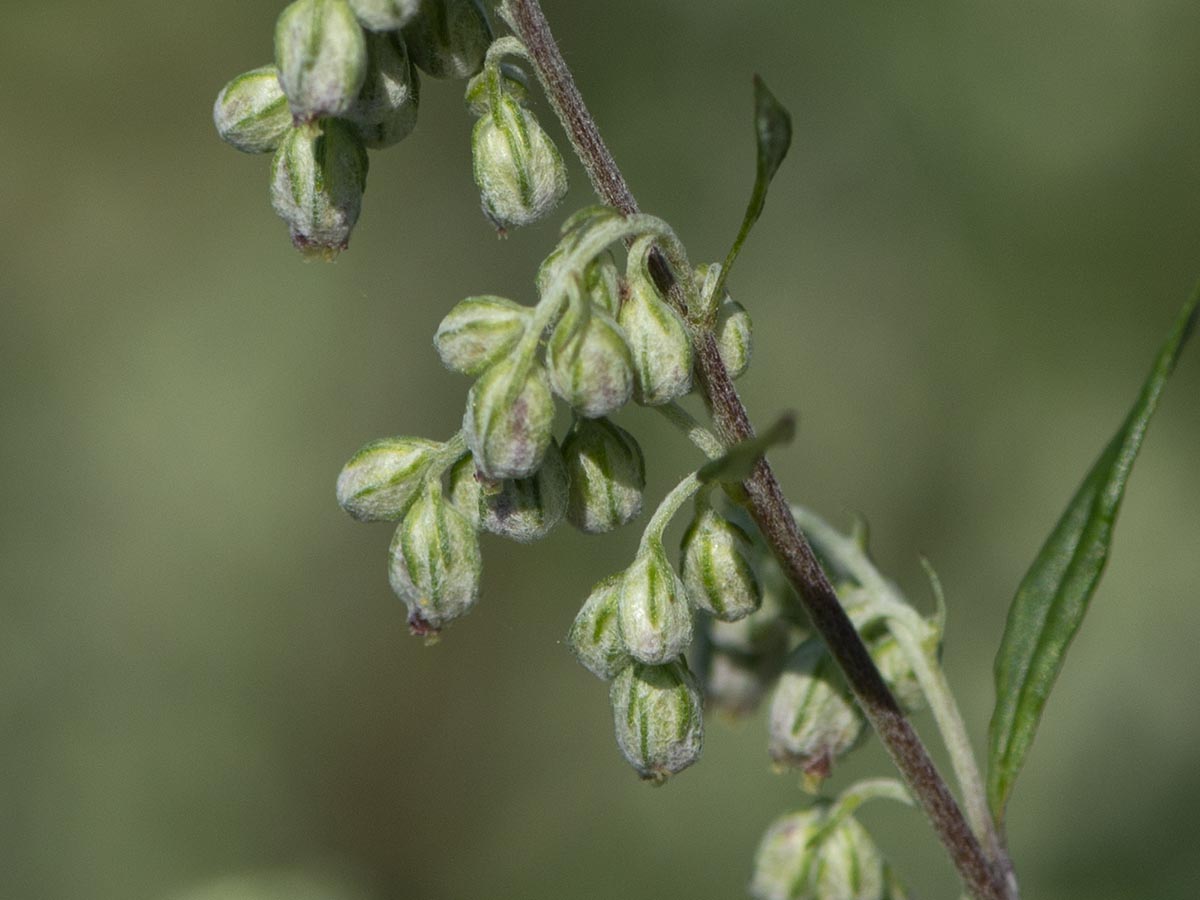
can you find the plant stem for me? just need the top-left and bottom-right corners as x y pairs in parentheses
(504, 2), (1014, 898)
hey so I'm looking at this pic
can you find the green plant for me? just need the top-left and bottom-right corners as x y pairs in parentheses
(213, 2), (1196, 898)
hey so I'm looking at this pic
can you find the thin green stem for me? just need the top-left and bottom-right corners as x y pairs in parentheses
(638, 472), (704, 554)
(654, 402), (726, 459)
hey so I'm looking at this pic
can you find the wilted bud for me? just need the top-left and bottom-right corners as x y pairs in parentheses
(620, 247), (693, 405)
(618, 542), (694, 665)
(447, 440), (568, 542)
(270, 119), (369, 257)
(463, 357), (555, 480)
(568, 574), (631, 680)
(275, 0), (368, 122)
(716, 298), (753, 379)
(434, 295), (530, 375)
(561, 417), (645, 533)
(347, 31), (419, 148)
(768, 640), (864, 782)
(336, 435), (441, 520)
(472, 94), (568, 230)
(402, 0), (492, 79)
(681, 503), (762, 622)
(464, 62), (530, 116)
(609, 660), (703, 782)
(213, 65), (291, 154)
(389, 480), (482, 635)
(547, 298), (635, 418)
(349, 0), (420, 31)
(750, 810), (892, 900)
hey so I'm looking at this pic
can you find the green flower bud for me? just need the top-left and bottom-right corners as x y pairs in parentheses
(561, 417), (645, 533)
(347, 30), (419, 149)
(620, 247), (693, 405)
(463, 357), (555, 480)
(275, 0), (368, 122)
(547, 299), (635, 418)
(472, 94), (568, 230)
(348, 0), (420, 31)
(213, 65), (291, 154)
(270, 119), (369, 257)
(716, 298), (753, 379)
(434, 295), (530, 376)
(388, 480), (482, 635)
(680, 503), (762, 622)
(609, 660), (703, 782)
(750, 810), (891, 900)
(567, 573), (631, 680)
(447, 440), (567, 542)
(618, 542), (694, 665)
(535, 250), (621, 316)
(464, 62), (530, 116)
(768, 640), (864, 781)
(402, 0), (492, 79)
(869, 631), (924, 713)
(336, 435), (441, 521)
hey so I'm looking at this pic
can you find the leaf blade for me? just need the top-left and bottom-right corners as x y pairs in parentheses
(697, 413), (796, 485)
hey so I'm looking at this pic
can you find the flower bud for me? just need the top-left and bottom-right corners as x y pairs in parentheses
(620, 248), (693, 405)
(561, 417), (645, 533)
(347, 30), (419, 148)
(402, 0), (492, 79)
(275, 0), (368, 122)
(699, 646), (779, 719)
(869, 631), (924, 713)
(751, 810), (890, 900)
(447, 440), (567, 542)
(336, 435), (441, 521)
(388, 480), (482, 635)
(463, 357), (555, 480)
(618, 542), (694, 665)
(547, 299), (635, 418)
(768, 640), (864, 781)
(680, 503), (762, 622)
(472, 94), (568, 230)
(270, 119), (369, 257)
(716, 298), (753, 379)
(349, 0), (420, 31)
(609, 660), (703, 782)
(536, 249), (621, 316)
(464, 62), (530, 116)
(434, 295), (530, 375)
(567, 574), (631, 680)
(213, 65), (291, 154)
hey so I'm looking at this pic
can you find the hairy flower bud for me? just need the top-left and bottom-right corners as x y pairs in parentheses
(620, 248), (693, 405)
(561, 417), (645, 533)
(349, 0), (420, 31)
(680, 503), (762, 622)
(336, 435), (441, 520)
(347, 31), (419, 148)
(568, 574), (631, 680)
(535, 249), (621, 316)
(447, 440), (567, 542)
(547, 299), (635, 418)
(472, 94), (568, 230)
(716, 298), (753, 379)
(869, 631), (924, 713)
(388, 480), (482, 635)
(275, 0), (368, 122)
(270, 119), (369, 257)
(618, 542), (694, 665)
(768, 640), (864, 781)
(434, 295), (530, 375)
(213, 65), (292, 154)
(463, 357), (555, 480)
(402, 0), (492, 79)
(609, 660), (703, 782)
(751, 810), (892, 900)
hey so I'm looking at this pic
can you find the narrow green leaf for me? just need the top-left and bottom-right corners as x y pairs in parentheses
(712, 76), (792, 303)
(698, 413), (796, 485)
(987, 288), (1199, 827)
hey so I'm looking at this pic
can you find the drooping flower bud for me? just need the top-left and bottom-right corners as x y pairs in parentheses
(402, 0), (492, 79)
(768, 640), (864, 782)
(618, 541), (694, 665)
(869, 631), (925, 713)
(270, 119), (369, 257)
(213, 65), (292, 154)
(347, 30), (419, 148)
(546, 297), (635, 418)
(561, 417), (645, 533)
(388, 480), (482, 635)
(750, 809), (893, 900)
(446, 440), (567, 542)
(471, 93), (568, 230)
(716, 298), (753, 379)
(349, 0), (420, 31)
(464, 62), (529, 116)
(620, 243), (693, 405)
(336, 435), (441, 520)
(609, 660), (703, 782)
(680, 502), (762, 622)
(568, 574), (631, 680)
(463, 357), (555, 480)
(434, 295), (530, 375)
(275, 0), (368, 122)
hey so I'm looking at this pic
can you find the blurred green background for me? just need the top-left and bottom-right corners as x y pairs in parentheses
(3, 1), (1199, 898)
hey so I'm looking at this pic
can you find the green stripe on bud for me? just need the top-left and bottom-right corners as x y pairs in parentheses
(213, 66), (291, 154)
(547, 298), (635, 419)
(447, 440), (567, 543)
(464, 62), (530, 116)
(471, 94), (568, 230)
(751, 810), (894, 900)
(680, 503), (762, 622)
(347, 31), (419, 148)
(434, 295), (531, 375)
(401, 0), (492, 79)
(568, 574), (632, 680)
(336, 435), (441, 521)
(618, 542), (694, 665)
(610, 660), (704, 782)
(620, 244), (693, 405)
(349, 0), (420, 31)
(388, 480), (482, 636)
(463, 357), (555, 480)
(275, 0), (368, 123)
(536, 250), (621, 317)
(561, 417), (645, 534)
(270, 119), (369, 257)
